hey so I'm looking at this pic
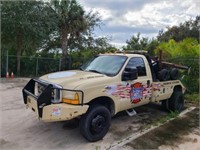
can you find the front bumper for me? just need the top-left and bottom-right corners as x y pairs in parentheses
(23, 78), (88, 122)
(26, 96), (88, 122)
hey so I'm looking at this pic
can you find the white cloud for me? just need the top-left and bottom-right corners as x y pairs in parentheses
(78, 0), (199, 47)
(92, 7), (112, 20)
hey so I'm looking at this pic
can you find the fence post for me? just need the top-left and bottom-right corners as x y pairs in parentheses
(69, 55), (72, 70)
(6, 50), (8, 74)
(59, 58), (61, 71)
(36, 57), (38, 76)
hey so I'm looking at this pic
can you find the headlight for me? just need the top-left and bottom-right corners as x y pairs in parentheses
(51, 88), (62, 103)
(34, 81), (62, 103)
(34, 82), (39, 96)
(51, 84), (62, 103)
(62, 91), (80, 105)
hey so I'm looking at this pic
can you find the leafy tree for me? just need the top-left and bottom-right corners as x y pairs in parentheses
(49, 0), (86, 57)
(68, 36), (117, 69)
(43, 0), (101, 70)
(157, 38), (199, 58)
(48, 0), (99, 68)
(157, 16), (200, 42)
(146, 39), (159, 56)
(1, 0), (56, 74)
(123, 33), (159, 55)
(124, 33), (148, 50)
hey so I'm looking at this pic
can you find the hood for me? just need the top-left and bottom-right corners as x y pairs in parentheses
(40, 70), (109, 89)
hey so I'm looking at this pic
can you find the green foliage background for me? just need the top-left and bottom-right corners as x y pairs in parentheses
(157, 38), (199, 93)
(1, 1), (199, 93)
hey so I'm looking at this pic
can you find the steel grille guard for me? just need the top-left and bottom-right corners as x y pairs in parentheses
(22, 78), (84, 118)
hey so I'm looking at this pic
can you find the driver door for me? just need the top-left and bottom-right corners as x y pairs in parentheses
(118, 57), (152, 111)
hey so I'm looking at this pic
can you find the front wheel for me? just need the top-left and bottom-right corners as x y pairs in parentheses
(79, 105), (111, 142)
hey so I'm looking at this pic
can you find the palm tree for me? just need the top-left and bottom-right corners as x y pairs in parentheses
(50, 0), (87, 59)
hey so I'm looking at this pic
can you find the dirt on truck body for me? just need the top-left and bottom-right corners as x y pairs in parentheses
(22, 51), (188, 142)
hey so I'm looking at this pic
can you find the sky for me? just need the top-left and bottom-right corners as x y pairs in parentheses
(78, 0), (199, 48)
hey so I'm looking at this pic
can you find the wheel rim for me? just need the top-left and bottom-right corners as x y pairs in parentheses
(90, 115), (106, 134)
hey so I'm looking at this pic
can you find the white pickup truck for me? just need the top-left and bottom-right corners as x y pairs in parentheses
(23, 52), (186, 141)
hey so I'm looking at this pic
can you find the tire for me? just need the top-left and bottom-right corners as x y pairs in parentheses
(170, 68), (179, 80)
(168, 91), (184, 112)
(79, 105), (111, 142)
(158, 69), (170, 81)
(161, 99), (168, 110)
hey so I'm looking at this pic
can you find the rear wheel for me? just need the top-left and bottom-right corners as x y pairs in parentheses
(161, 99), (168, 110)
(169, 91), (184, 112)
(161, 91), (184, 112)
(79, 105), (111, 142)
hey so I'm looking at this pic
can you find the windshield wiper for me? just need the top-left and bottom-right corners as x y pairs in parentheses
(88, 69), (103, 74)
(79, 67), (84, 71)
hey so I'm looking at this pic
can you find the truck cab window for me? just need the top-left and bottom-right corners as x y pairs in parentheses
(126, 57), (146, 76)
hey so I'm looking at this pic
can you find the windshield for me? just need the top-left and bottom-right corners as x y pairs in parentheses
(80, 55), (127, 76)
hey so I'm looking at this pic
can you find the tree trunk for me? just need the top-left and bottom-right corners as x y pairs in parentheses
(16, 29), (23, 75)
(61, 25), (69, 70)
(61, 26), (68, 57)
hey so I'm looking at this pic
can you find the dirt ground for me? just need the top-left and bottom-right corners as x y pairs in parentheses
(120, 108), (200, 150)
(0, 78), (199, 150)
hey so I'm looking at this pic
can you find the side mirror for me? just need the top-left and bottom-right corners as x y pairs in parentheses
(122, 67), (138, 81)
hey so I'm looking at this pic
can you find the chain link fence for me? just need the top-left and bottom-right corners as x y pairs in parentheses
(1, 54), (199, 92)
(1, 54), (87, 77)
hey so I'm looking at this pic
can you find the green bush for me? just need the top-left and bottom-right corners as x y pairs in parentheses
(156, 38), (199, 93)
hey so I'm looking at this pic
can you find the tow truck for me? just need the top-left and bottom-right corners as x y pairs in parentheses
(22, 51), (189, 141)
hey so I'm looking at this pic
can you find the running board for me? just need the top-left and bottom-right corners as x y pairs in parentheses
(126, 109), (137, 116)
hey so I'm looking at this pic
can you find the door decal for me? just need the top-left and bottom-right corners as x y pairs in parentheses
(105, 82), (152, 103)
(105, 84), (130, 98)
(130, 82), (143, 104)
